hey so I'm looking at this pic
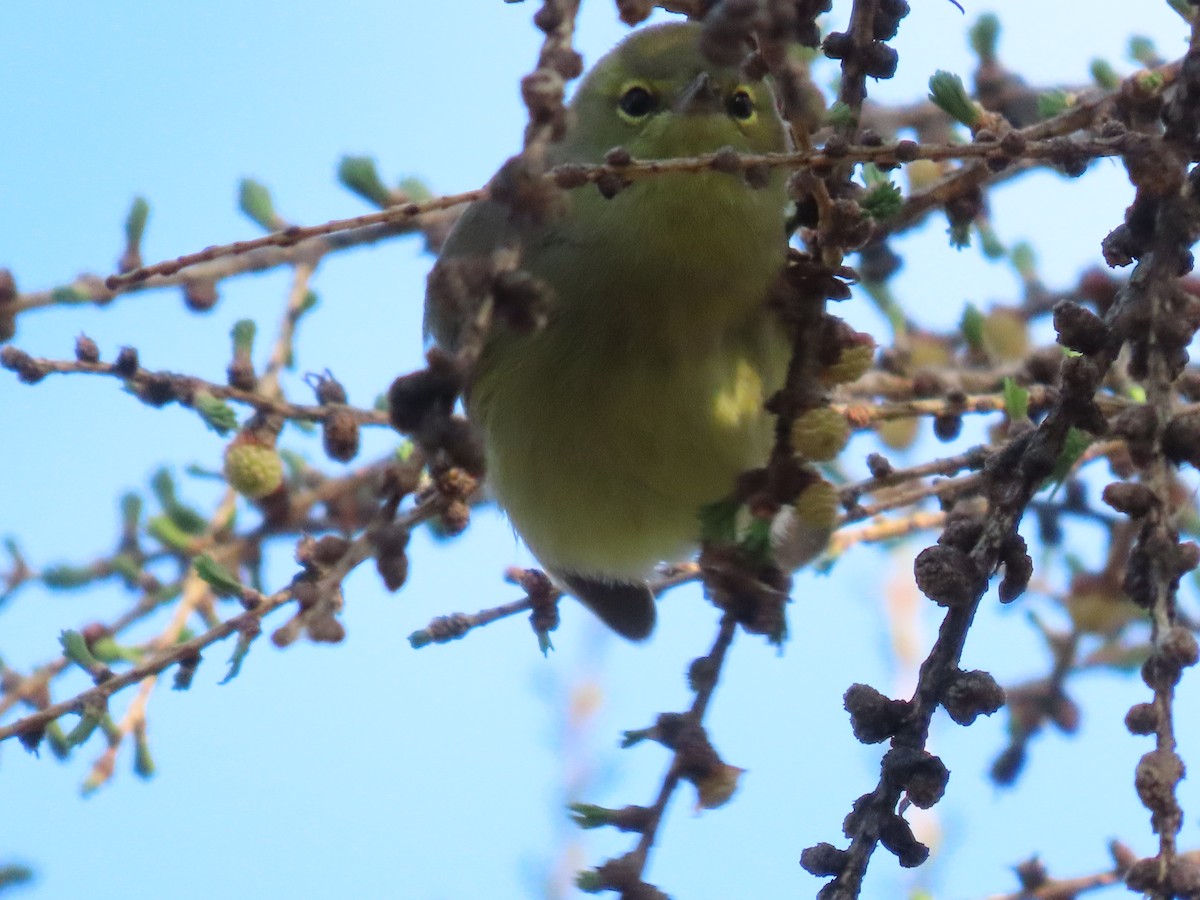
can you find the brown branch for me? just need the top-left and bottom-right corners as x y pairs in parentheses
(629, 614), (739, 875)
(408, 595), (544, 649)
(12, 215), (450, 318)
(103, 187), (487, 291)
(843, 445), (993, 497)
(0, 600), (282, 746)
(0, 496), (436, 747)
(826, 510), (948, 557)
(1111, 109), (1200, 891)
(850, 472), (985, 523)
(981, 863), (1122, 900)
(409, 562), (707, 648)
(812, 257), (1134, 897)
(877, 57), (1183, 243)
(1, 353), (390, 428)
(95, 126), (1133, 296)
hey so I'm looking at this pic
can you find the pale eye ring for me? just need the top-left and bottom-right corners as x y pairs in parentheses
(618, 85), (656, 119)
(727, 89), (755, 121)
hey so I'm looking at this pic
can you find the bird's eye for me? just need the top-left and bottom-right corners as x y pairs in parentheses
(618, 85), (656, 120)
(727, 89), (755, 121)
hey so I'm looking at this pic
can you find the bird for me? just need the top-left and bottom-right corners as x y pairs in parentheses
(424, 21), (791, 640)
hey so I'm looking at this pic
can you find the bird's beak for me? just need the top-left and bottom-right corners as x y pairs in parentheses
(674, 71), (720, 115)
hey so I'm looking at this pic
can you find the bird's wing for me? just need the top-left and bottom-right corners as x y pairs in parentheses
(422, 199), (512, 351)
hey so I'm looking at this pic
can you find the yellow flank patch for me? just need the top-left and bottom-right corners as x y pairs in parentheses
(712, 359), (764, 429)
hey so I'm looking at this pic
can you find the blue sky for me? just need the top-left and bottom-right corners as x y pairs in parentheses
(1, 2), (1195, 899)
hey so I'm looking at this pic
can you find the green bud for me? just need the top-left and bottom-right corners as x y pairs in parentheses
(221, 628), (257, 684)
(968, 13), (1000, 64)
(976, 221), (1005, 259)
(181, 464), (221, 484)
(948, 220), (972, 250)
(396, 176), (433, 203)
(89, 636), (144, 664)
(1089, 59), (1120, 90)
(338, 155), (393, 208)
(860, 163), (887, 187)
(960, 303), (985, 352)
(1010, 241), (1037, 281)
(0, 865), (34, 890)
(63, 704), (104, 748)
(45, 721), (70, 759)
(42, 565), (96, 588)
(575, 870), (605, 894)
(740, 518), (773, 564)
(194, 554), (244, 598)
(408, 629), (433, 649)
(51, 285), (90, 304)
(133, 728), (156, 779)
(149, 470), (207, 533)
(698, 497), (740, 545)
(237, 178), (279, 231)
(167, 502), (208, 536)
(231, 319), (257, 354)
(1048, 427), (1092, 492)
(824, 101), (856, 129)
(194, 391), (238, 435)
(621, 727), (653, 748)
(1128, 35), (1158, 67)
(299, 290), (319, 315)
(1037, 89), (1072, 120)
(537, 630), (554, 656)
(147, 515), (195, 553)
(98, 712), (121, 743)
(150, 468), (178, 508)
(928, 71), (980, 129)
(1135, 70), (1165, 92)
(860, 179), (902, 221)
(59, 630), (108, 674)
(1002, 377), (1029, 421)
(568, 803), (615, 829)
(119, 492), (142, 532)
(124, 196), (150, 246)
(108, 552), (142, 584)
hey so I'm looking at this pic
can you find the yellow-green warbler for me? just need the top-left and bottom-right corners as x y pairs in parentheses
(425, 22), (791, 639)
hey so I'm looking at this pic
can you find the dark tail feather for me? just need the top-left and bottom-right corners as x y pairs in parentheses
(557, 572), (656, 641)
